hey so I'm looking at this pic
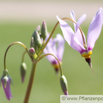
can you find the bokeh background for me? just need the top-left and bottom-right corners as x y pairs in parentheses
(0, 0), (103, 103)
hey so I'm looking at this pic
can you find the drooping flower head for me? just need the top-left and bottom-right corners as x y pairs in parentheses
(1, 70), (13, 100)
(56, 8), (103, 72)
(44, 34), (65, 73)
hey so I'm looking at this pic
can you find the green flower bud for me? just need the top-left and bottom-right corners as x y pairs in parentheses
(32, 25), (42, 49)
(41, 20), (48, 40)
(20, 62), (27, 83)
(34, 31), (42, 48)
(32, 25), (40, 40)
(60, 75), (68, 95)
(30, 37), (35, 48)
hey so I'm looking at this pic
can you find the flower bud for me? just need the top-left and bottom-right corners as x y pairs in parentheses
(60, 75), (68, 95)
(1, 74), (13, 100)
(28, 47), (35, 57)
(41, 20), (48, 40)
(1, 69), (13, 100)
(20, 62), (27, 83)
(32, 25), (40, 40)
(34, 31), (42, 48)
(30, 37), (35, 48)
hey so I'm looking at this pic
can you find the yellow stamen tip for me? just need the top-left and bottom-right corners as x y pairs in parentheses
(81, 51), (92, 58)
(52, 62), (62, 69)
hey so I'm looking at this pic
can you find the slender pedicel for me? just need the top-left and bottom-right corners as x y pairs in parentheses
(22, 51), (27, 63)
(38, 17), (85, 58)
(4, 42), (28, 70)
(37, 53), (63, 76)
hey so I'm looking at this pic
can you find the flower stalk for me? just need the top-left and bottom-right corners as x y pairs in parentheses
(23, 61), (37, 103)
(4, 42), (28, 70)
(37, 53), (63, 76)
(22, 51), (27, 63)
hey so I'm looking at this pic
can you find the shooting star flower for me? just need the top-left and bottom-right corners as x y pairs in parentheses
(56, 8), (103, 73)
(44, 34), (65, 73)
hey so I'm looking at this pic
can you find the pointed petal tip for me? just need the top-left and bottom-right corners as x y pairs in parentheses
(99, 7), (103, 11)
(64, 91), (68, 95)
(76, 14), (87, 32)
(56, 15), (60, 21)
(89, 63), (94, 74)
(70, 10), (75, 17)
(7, 97), (10, 101)
(22, 77), (24, 83)
(70, 10), (74, 13)
(6, 95), (13, 101)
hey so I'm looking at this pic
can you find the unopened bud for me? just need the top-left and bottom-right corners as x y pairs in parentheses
(32, 25), (40, 40)
(60, 75), (68, 95)
(41, 20), (48, 40)
(28, 47), (35, 56)
(35, 31), (42, 48)
(30, 37), (35, 48)
(20, 62), (27, 83)
(36, 25), (40, 32)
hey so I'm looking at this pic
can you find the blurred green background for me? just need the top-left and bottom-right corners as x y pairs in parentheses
(0, 0), (103, 103)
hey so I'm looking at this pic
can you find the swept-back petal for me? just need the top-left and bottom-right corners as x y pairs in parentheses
(70, 10), (76, 21)
(101, 8), (103, 24)
(56, 16), (86, 53)
(87, 8), (103, 50)
(44, 45), (57, 63)
(70, 10), (76, 32)
(70, 11), (86, 47)
(56, 16), (74, 45)
(54, 34), (65, 61)
(76, 14), (86, 32)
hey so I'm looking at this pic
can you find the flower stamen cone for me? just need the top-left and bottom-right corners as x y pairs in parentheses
(85, 58), (94, 74)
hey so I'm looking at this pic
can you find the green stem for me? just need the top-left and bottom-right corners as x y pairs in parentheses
(37, 53), (63, 76)
(4, 42), (28, 70)
(23, 61), (37, 103)
(37, 17), (85, 58)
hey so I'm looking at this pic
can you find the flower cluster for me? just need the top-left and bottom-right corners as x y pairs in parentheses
(0, 20), (66, 101)
(0, 7), (103, 102)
